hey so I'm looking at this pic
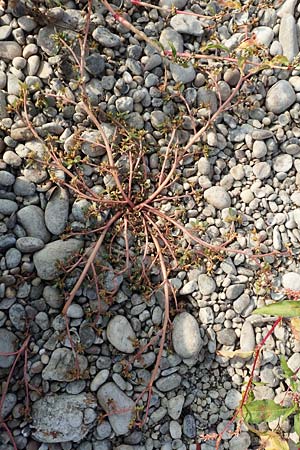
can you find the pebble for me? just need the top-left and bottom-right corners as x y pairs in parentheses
(0, 170), (15, 186)
(282, 272), (300, 291)
(252, 140), (267, 158)
(252, 26), (274, 47)
(0, 329), (17, 368)
(97, 382), (135, 435)
(45, 187), (69, 235)
(279, 15), (299, 62)
(92, 27), (121, 47)
(107, 315), (137, 353)
(183, 415), (196, 438)
(33, 239), (84, 280)
(167, 395), (185, 420)
(170, 62), (196, 84)
(204, 186), (231, 209)
(252, 161), (271, 179)
(32, 393), (97, 443)
(159, 28), (184, 53)
(0, 199), (18, 215)
(0, 41), (22, 59)
(16, 237), (45, 253)
(265, 80), (296, 114)
(273, 154), (293, 173)
(170, 15), (203, 36)
(17, 205), (50, 243)
(90, 370), (110, 392)
(172, 312), (202, 359)
(156, 373), (182, 392)
(42, 348), (88, 381)
(216, 329), (236, 346)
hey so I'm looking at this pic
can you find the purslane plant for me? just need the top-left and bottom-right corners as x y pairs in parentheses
(1, 0), (298, 449)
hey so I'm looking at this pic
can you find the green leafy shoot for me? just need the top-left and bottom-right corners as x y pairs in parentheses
(253, 300), (300, 318)
(242, 399), (297, 424)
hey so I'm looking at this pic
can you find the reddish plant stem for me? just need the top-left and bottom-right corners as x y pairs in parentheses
(212, 317), (282, 449)
(62, 211), (122, 316)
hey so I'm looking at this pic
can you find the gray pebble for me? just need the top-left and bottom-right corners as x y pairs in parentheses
(17, 205), (50, 242)
(0, 170), (15, 186)
(172, 312), (202, 358)
(265, 80), (296, 114)
(107, 315), (136, 353)
(217, 329), (236, 345)
(0, 199), (18, 215)
(45, 187), (69, 235)
(92, 27), (121, 47)
(16, 236), (45, 253)
(204, 186), (231, 209)
(5, 247), (21, 268)
(156, 373), (181, 392)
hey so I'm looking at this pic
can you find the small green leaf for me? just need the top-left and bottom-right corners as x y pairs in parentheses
(269, 55), (289, 67)
(280, 355), (294, 379)
(168, 41), (177, 59)
(253, 300), (300, 318)
(201, 43), (230, 53)
(295, 413), (300, 436)
(242, 400), (296, 424)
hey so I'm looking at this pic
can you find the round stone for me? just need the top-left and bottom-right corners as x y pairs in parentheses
(273, 154), (293, 173)
(252, 162), (271, 179)
(282, 272), (300, 291)
(198, 274), (216, 295)
(204, 186), (231, 209)
(265, 80), (296, 114)
(172, 312), (202, 359)
(106, 315), (136, 354)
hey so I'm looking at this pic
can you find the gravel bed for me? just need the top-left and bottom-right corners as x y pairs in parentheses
(1, 0), (300, 449)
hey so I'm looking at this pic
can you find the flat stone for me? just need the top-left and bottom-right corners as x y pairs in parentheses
(45, 187), (69, 235)
(265, 80), (296, 114)
(0, 41), (22, 59)
(0, 26), (12, 40)
(253, 161), (271, 180)
(10, 127), (34, 141)
(168, 394), (185, 420)
(17, 205), (50, 242)
(107, 315), (136, 353)
(33, 239), (84, 280)
(216, 329), (236, 345)
(183, 414), (196, 438)
(277, 0), (298, 17)
(273, 154), (293, 173)
(92, 26), (121, 47)
(0, 329), (17, 368)
(0, 199), (18, 215)
(279, 15), (299, 62)
(90, 369), (110, 392)
(31, 393), (96, 443)
(198, 274), (216, 295)
(170, 14), (203, 36)
(282, 272), (300, 291)
(1, 393), (17, 419)
(172, 312), (202, 358)
(204, 186), (231, 209)
(252, 26), (274, 47)
(240, 321), (256, 352)
(170, 62), (196, 84)
(16, 237), (45, 253)
(156, 373), (182, 392)
(97, 382), (135, 435)
(159, 28), (183, 53)
(42, 348), (88, 381)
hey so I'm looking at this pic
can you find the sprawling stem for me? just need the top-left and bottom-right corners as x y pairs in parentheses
(62, 211), (122, 315)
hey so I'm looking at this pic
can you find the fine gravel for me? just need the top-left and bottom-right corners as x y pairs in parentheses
(1, 0), (300, 450)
